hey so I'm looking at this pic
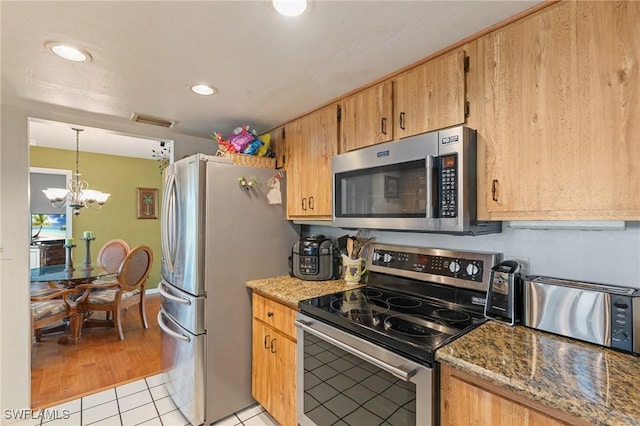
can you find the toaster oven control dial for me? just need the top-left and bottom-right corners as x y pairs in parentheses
(448, 261), (461, 273)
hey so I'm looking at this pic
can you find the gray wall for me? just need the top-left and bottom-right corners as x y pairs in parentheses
(308, 222), (640, 289)
(30, 172), (66, 214)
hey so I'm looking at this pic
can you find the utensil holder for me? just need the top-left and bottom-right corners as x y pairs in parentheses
(64, 244), (76, 272)
(80, 237), (95, 271)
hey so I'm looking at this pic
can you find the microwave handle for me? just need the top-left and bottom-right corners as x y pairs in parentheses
(425, 155), (434, 219)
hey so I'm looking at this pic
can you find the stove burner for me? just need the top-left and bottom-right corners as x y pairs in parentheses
(384, 314), (456, 338)
(329, 297), (390, 327)
(386, 296), (422, 309)
(432, 308), (471, 323)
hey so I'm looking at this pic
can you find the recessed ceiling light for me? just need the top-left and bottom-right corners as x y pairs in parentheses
(190, 84), (218, 96)
(272, 0), (307, 17)
(45, 41), (92, 62)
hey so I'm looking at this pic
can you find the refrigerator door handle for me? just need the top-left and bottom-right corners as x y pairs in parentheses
(158, 280), (191, 305)
(157, 310), (191, 343)
(162, 172), (177, 273)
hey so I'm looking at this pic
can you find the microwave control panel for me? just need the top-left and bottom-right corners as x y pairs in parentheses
(437, 154), (458, 218)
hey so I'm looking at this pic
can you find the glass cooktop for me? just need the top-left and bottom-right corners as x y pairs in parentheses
(298, 284), (487, 364)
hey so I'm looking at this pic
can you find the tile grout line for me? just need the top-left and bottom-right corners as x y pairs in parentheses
(145, 377), (164, 426)
(113, 386), (124, 426)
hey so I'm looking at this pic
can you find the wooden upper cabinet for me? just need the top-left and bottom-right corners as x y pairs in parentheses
(340, 80), (393, 152)
(477, 1), (640, 219)
(285, 104), (339, 219)
(267, 126), (286, 169)
(394, 48), (467, 139)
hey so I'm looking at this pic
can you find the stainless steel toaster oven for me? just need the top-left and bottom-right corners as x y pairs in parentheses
(523, 276), (640, 355)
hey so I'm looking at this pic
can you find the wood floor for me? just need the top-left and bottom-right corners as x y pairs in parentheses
(31, 293), (164, 410)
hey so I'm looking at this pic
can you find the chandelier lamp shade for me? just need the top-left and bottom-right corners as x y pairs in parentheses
(42, 128), (110, 216)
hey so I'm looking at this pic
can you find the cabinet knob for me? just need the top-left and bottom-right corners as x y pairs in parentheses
(267, 311), (274, 317)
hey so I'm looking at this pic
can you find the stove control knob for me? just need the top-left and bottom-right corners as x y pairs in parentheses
(466, 263), (479, 276)
(449, 261), (461, 273)
(372, 251), (382, 263)
(383, 253), (393, 263)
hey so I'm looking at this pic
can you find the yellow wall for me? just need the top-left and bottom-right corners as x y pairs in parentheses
(30, 146), (163, 289)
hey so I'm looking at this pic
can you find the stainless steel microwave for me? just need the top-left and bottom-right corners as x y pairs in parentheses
(332, 125), (501, 234)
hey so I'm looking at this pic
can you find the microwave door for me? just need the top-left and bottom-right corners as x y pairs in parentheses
(333, 131), (439, 230)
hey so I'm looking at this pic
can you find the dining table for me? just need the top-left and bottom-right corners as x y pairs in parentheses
(30, 264), (107, 287)
(30, 265), (107, 344)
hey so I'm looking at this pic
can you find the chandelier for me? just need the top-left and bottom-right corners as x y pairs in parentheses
(42, 128), (111, 216)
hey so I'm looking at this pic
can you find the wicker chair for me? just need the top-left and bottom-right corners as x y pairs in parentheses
(31, 285), (81, 344)
(94, 239), (130, 283)
(76, 245), (153, 340)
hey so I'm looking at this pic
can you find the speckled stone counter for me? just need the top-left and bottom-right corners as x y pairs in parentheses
(436, 321), (640, 426)
(246, 275), (365, 309)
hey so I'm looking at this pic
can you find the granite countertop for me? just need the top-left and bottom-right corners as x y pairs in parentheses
(436, 321), (640, 426)
(246, 275), (365, 309)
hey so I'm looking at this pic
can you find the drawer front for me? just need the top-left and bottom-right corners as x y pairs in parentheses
(253, 293), (297, 340)
(45, 246), (65, 257)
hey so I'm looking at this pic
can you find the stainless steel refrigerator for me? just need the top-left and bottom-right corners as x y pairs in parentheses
(157, 154), (299, 426)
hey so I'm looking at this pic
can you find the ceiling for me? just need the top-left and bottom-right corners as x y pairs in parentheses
(2, 0), (541, 157)
(29, 118), (167, 160)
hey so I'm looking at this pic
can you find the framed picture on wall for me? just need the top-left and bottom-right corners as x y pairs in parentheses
(137, 187), (158, 219)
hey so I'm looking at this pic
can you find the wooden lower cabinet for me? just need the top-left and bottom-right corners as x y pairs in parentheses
(440, 364), (591, 426)
(251, 294), (297, 426)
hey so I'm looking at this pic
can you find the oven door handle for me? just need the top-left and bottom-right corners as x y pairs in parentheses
(295, 319), (417, 382)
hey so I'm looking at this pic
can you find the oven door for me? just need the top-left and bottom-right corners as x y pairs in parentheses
(295, 313), (435, 426)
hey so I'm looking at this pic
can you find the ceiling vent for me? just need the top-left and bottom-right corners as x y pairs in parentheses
(130, 113), (175, 128)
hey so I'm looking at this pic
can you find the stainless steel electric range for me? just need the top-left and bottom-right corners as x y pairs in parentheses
(295, 243), (501, 426)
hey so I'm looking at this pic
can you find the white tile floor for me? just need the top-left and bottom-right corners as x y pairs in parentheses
(12, 374), (278, 426)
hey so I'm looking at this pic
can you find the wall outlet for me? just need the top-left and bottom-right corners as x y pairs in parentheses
(504, 255), (530, 277)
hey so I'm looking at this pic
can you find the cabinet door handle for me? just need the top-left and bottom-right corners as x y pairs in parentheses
(399, 112), (405, 130)
(270, 338), (277, 354)
(267, 311), (274, 317)
(381, 117), (387, 135)
(492, 179), (498, 202)
(264, 334), (270, 349)
(309, 196), (314, 210)
(302, 197), (306, 211)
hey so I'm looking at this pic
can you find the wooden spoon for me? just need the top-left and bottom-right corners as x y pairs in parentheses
(346, 238), (354, 259)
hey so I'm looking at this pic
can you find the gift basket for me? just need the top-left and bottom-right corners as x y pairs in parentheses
(213, 125), (276, 169)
